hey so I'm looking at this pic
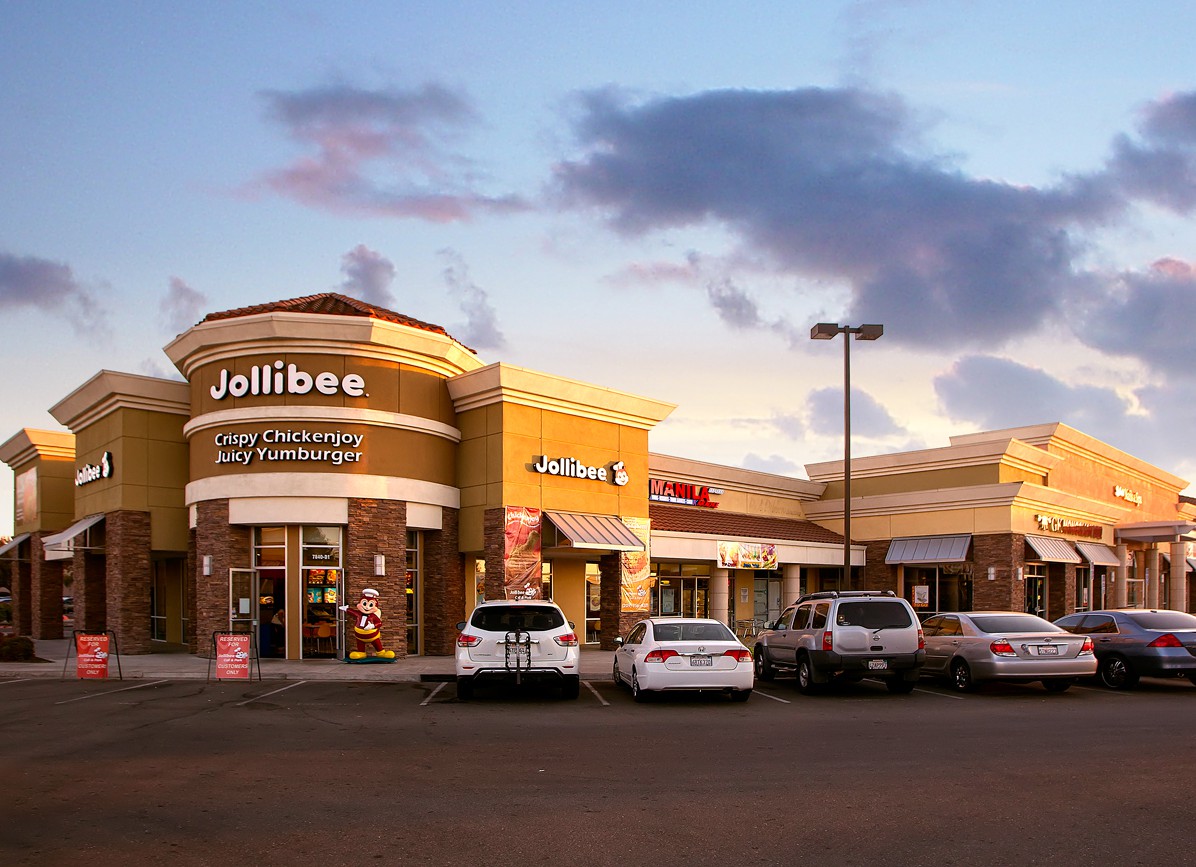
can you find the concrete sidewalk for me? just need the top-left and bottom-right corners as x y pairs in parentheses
(0, 638), (616, 683)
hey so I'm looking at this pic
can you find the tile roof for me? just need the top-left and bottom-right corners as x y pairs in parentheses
(649, 503), (845, 544)
(199, 293), (473, 351)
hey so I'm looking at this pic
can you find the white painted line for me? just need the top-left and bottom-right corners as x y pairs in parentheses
(236, 680), (307, 706)
(421, 682), (447, 706)
(913, 686), (965, 700)
(0, 679), (34, 685)
(55, 680), (170, 705)
(1074, 684), (1132, 695)
(753, 689), (791, 704)
(584, 681), (609, 706)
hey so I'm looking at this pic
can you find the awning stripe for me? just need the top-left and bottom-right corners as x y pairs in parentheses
(543, 511), (645, 552)
(1075, 541), (1120, 567)
(42, 514), (105, 550)
(0, 532), (31, 557)
(1025, 534), (1081, 563)
(885, 534), (971, 564)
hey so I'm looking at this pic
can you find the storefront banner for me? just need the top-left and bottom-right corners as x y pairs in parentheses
(76, 634), (110, 679)
(215, 634), (252, 680)
(913, 585), (931, 608)
(717, 541), (778, 570)
(620, 517), (653, 613)
(504, 507), (542, 600)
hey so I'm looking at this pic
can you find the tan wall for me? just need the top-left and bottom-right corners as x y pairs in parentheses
(14, 458), (76, 536)
(73, 408), (190, 552)
(822, 464), (1002, 499)
(850, 505), (1014, 542)
(710, 490), (806, 520)
(550, 558), (587, 638)
(1040, 442), (1180, 523)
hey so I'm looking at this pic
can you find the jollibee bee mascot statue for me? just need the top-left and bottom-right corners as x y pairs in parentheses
(339, 588), (396, 661)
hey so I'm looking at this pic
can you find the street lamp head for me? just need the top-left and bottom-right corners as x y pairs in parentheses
(855, 324), (884, 341)
(810, 322), (842, 340)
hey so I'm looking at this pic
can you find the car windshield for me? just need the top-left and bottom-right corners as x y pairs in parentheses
(1125, 611), (1196, 631)
(653, 622), (736, 642)
(470, 605), (564, 632)
(969, 614), (1059, 634)
(835, 602), (911, 630)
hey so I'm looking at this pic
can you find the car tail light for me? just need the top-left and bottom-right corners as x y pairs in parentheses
(917, 627), (925, 651)
(456, 634), (482, 647)
(722, 648), (752, 662)
(553, 632), (579, 647)
(645, 648), (679, 663)
(821, 630), (833, 651)
(990, 639), (1017, 657)
(1148, 633), (1184, 648)
(1080, 636), (1094, 655)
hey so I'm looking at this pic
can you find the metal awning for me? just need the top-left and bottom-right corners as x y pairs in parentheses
(1116, 521), (1196, 543)
(42, 514), (105, 561)
(543, 511), (645, 552)
(0, 532), (30, 557)
(1075, 541), (1120, 567)
(885, 535), (971, 564)
(1025, 534), (1081, 563)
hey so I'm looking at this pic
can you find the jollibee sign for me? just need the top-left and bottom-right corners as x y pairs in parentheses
(209, 361), (365, 400)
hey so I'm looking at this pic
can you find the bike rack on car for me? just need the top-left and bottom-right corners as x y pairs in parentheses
(503, 630), (532, 684)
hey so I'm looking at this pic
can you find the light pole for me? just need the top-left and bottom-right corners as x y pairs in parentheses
(810, 322), (884, 591)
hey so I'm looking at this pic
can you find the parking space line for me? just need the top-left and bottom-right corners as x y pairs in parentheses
(753, 689), (791, 704)
(0, 679), (35, 685)
(421, 682), (447, 706)
(54, 680), (170, 704)
(236, 680), (307, 706)
(583, 681), (609, 706)
(913, 686), (965, 699)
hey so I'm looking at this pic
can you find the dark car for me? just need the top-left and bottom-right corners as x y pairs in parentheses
(1054, 609), (1196, 689)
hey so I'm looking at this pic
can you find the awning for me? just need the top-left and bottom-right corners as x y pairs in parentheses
(1025, 534), (1081, 563)
(543, 511), (645, 552)
(1075, 541), (1120, 567)
(1116, 520), (1196, 543)
(886, 535), (971, 564)
(0, 532), (30, 557)
(42, 514), (105, 561)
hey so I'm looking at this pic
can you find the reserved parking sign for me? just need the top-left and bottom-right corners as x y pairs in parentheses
(76, 634), (111, 679)
(215, 634), (252, 680)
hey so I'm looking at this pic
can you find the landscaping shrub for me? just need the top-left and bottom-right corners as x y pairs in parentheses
(0, 635), (36, 661)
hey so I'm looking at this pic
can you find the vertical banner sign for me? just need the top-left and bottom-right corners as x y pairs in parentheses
(76, 634), (111, 679)
(620, 517), (653, 613)
(503, 507), (542, 600)
(215, 633), (252, 680)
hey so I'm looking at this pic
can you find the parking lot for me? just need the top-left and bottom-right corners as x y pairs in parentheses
(2, 671), (1194, 865)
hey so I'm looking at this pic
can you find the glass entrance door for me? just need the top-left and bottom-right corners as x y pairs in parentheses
(229, 567), (259, 636)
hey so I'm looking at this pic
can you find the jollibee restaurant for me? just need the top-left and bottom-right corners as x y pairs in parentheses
(2, 293), (1194, 661)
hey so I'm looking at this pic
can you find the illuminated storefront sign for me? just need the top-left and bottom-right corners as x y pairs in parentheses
(1113, 485), (1143, 506)
(1034, 514), (1103, 539)
(717, 541), (778, 570)
(75, 451), (113, 487)
(209, 361), (366, 400)
(213, 429), (364, 466)
(532, 455), (629, 486)
(649, 478), (721, 508)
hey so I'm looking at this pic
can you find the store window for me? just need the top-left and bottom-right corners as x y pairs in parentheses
(585, 562), (601, 644)
(1024, 563), (1046, 618)
(255, 527), (287, 658)
(1126, 558), (1144, 608)
(542, 561), (553, 601)
(649, 562), (710, 618)
(302, 526), (342, 659)
(905, 564), (973, 613)
(407, 531), (421, 655)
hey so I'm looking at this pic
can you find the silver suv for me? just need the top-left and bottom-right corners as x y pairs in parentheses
(752, 591), (924, 694)
(455, 600), (581, 699)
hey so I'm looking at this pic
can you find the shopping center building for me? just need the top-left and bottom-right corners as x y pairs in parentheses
(2, 294), (1193, 659)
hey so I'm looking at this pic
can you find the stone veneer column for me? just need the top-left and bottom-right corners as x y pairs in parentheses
(1170, 541), (1188, 613)
(194, 500), (251, 658)
(1113, 544), (1129, 608)
(105, 510), (152, 654)
(482, 507), (506, 601)
(709, 567), (730, 626)
(420, 507), (462, 656)
(863, 541), (896, 592)
(30, 534), (64, 641)
(11, 548), (32, 636)
(71, 549), (107, 633)
(972, 533), (1023, 610)
(186, 529), (198, 652)
(1046, 562), (1076, 621)
(598, 553), (628, 650)
(345, 498), (406, 657)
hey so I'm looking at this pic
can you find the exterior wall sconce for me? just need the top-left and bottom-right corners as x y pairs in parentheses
(374, 554), (386, 576)
(202, 555), (212, 576)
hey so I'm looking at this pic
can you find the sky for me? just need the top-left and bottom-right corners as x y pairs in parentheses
(3, 1), (1196, 536)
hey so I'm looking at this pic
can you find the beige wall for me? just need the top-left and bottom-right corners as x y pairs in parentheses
(0, 429), (77, 536)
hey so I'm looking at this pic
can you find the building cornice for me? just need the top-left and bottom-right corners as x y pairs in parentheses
(0, 428), (76, 470)
(649, 453), (825, 500)
(48, 370), (191, 432)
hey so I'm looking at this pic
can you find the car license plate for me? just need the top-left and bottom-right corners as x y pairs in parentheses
(1038, 645), (1059, 656)
(690, 655), (712, 667)
(868, 659), (888, 670)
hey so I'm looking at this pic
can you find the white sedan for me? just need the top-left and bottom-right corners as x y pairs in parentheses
(613, 617), (754, 702)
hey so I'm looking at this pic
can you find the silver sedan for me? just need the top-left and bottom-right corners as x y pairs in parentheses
(921, 611), (1096, 692)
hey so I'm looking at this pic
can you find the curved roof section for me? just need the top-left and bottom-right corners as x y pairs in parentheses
(650, 503), (844, 545)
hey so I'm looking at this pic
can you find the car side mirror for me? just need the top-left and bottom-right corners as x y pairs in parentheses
(455, 621), (466, 631)
(614, 636), (624, 646)
(569, 621), (576, 630)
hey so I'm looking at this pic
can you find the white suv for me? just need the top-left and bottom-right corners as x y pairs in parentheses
(455, 600), (581, 699)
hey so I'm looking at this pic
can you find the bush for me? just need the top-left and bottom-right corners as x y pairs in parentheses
(0, 635), (36, 662)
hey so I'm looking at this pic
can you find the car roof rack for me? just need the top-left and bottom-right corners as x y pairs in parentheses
(795, 590), (897, 602)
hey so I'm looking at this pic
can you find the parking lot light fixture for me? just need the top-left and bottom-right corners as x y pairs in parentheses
(809, 322), (884, 591)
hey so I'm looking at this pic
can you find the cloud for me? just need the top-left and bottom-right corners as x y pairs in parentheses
(1106, 92), (1196, 212)
(438, 248), (505, 351)
(0, 251), (106, 335)
(807, 386), (905, 439)
(741, 453), (803, 475)
(161, 276), (209, 334)
(255, 82), (529, 222)
(338, 244), (397, 308)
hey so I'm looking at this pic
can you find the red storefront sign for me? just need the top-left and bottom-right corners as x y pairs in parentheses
(215, 633), (252, 680)
(76, 634), (111, 679)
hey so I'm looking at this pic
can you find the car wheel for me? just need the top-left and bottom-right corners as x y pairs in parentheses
(1098, 655), (1139, 689)
(631, 668), (650, 703)
(1042, 678), (1073, 693)
(456, 675), (474, 701)
(561, 675), (580, 700)
(950, 659), (974, 692)
(796, 655), (820, 695)
(753, 647), (776, 682)
(730, 689), (752, 702)
(886, 677), (915, 694)
(612, 656), (623, 687)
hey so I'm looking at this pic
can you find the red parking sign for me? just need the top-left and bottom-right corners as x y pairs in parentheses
(76, 634), (111, 679)
(215, 634), (252, 680)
